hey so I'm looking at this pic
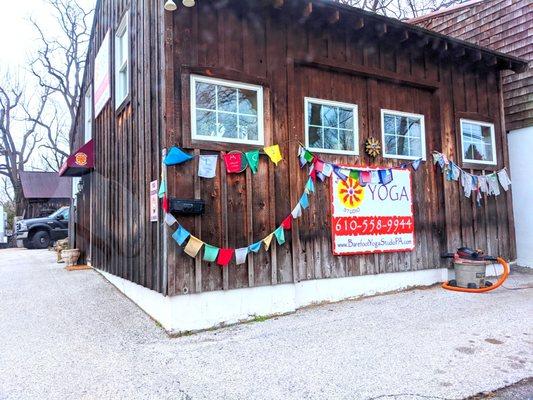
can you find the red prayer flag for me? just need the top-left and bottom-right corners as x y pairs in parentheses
(309, 167), (317, 182)
(216, 248), (234, 266)
(162, 195), (169, 213)
(224, 153), (243, 173)
(314, 159), (324, 172)
(281, 215), (292, 230)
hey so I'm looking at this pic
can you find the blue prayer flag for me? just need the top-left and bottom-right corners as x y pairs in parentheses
(164, 146), (194, 166)
(172, 225), (190, 246)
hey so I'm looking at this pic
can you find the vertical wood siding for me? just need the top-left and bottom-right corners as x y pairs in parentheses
(72, 0), (164, 292)
(73, 0), (517, 296)
(163, 3), (516, 296)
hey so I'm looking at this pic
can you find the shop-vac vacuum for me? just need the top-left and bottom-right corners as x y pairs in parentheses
(441, 247), (510, 293)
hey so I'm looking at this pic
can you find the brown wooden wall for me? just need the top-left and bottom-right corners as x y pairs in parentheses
(72, 0), (165, 292)
(73, 0), (517, 296)
(163, 2), (516, 296)
(411, 0), (532, 131)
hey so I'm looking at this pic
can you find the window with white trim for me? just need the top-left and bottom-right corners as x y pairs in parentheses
(114, 14), (129, 108)
(191, 75), (264, 145)
(381, 109), (426, 160)
(84, 86), (92, 143)
(304, 97), (358, 155)
(460, 119), (497, 165)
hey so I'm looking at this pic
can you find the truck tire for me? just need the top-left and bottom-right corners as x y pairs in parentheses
(31, 230), (51, 249)
(23, 239), (34, 249)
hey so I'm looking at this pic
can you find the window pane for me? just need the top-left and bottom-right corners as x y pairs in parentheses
(407, 118), (421, 138)
(218, 85), (237, 113)
(408, 138), (422, 157)
(462, 122), (494, 162)
(308, 126), (323, 148)
(323, 128), (340, 150)
(339, 129), (355, 151)
(238, 89), (258, 115)
(308, 103), (322, 127)
(196, 82), (216, 109)
(239, 115), (258, 140)
(321, 105), (338, 128)
(383, 115), (396, 135)
(338, 108), (353, 130)
(219, 112), (238, 139)
(385, 134), (397, 155)
(196, 110), (217, 137)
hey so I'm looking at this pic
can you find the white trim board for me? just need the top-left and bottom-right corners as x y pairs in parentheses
(97, 264), (505, 334)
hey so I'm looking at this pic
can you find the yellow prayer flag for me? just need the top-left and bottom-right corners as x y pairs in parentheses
(264, 144), (282, 165)
(184, 235), (204, 258)
(263, 233), (274, 251)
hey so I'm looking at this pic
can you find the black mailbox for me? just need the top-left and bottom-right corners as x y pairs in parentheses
(169, 198), (205, 216)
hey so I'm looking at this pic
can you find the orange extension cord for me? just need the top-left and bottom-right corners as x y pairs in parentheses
(441, 257), (510, 293)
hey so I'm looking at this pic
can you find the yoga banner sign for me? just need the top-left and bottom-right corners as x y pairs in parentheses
(330, 167), (415, 255)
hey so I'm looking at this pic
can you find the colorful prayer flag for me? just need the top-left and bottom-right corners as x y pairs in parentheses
(303, 150), (314, 163)
(497, 169), (511, 191)
(478, 175), (489, 193)
(370, 170), (380, 184)
(162, 195), (169, 213)
(248, 242), (262, 253)
(263, 233), (274, 250)
(300, 192), (309, 209)
(379, 169), (393, 185)
(235, 247), (249, 265)
(172, 225), (190, 246)
(349, 170), (359, 181)
(291, 203), (302, 219)
(264, 144), (283, 165)
(333, 166), (348, 181)
(245, 150), (260, 174)
(164, 213), (177, 226)
(305, 178), (315, 193)
(158, 180), (166, 198)
(487, 174), (501, 196)
(359, 171), (371, 186)
(322, 163), (333, 177)
(281, 215), (292, 230)
(164, 146), (194, 165)
(450, 162), (461, 181)
(412, 158), (422, 171)
(203, 244), (219, 262)
(216, 248), (234, 266)
(461, 171), (473, 198)
(184, 236), (203, 258)
(274, 226), (285, 245)
(198, 155), (218, 178)
(224, 152), (244, 173)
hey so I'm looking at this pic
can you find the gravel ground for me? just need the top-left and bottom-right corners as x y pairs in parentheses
(0, 248), (531, 400)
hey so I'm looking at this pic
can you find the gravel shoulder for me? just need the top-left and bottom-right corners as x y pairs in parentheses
(0, 248), (531, 400)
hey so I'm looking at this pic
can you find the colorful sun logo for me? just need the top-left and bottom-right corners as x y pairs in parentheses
(337, 178), (364, 209)
(75, 152), (88, 166)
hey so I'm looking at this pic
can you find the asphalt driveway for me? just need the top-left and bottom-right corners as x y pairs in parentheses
(0, 248), (531, 400)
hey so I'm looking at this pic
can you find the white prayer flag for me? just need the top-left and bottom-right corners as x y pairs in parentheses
(291, 203), (302, 219)
(497, 169), (512, 191)
(235, 247), (249, 265)
(461, 171), (472, 198)
(478, 175), (489, 194)
(198, 155), (218, 178)
(322, 163), (333, 177)
(164, 213), (177, 226)
(487, 174), (501, 196)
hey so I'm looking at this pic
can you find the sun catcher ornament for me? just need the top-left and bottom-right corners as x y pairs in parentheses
(365, 137), (381, 158)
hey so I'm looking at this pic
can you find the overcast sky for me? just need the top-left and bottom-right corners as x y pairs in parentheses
(0, 0), (95, 75)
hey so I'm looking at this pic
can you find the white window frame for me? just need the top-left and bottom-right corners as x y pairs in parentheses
(114, 13), (129, 109)
(190, 75), (265, 146)
(460, 118), (497, 166)
(304, 97), (359, 156)
(84, 85), (92, 143)
(381, 109), (426, 161)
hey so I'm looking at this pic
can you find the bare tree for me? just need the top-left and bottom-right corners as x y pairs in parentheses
(30, 0), (93, 171)
(0, 77), (48, 215)
(336, 0), (464, 19)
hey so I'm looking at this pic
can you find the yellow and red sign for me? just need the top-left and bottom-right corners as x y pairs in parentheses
(331, 167), (415, 255)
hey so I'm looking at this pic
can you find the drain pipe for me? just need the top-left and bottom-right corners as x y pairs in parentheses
(161, 148), (168, 296)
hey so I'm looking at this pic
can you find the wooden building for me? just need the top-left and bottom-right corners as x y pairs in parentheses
(19, 171), (71, 219)
(67, 0), (527, 332)
(409, 0), (533, 267)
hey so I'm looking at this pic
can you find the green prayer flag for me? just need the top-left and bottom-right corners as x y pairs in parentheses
(203, 244), (219, 262)
(349, 170), (360, 181)
(245, 150), (260, 174)
(304, 151), (314, 163)
(274, 226), (285, 245)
